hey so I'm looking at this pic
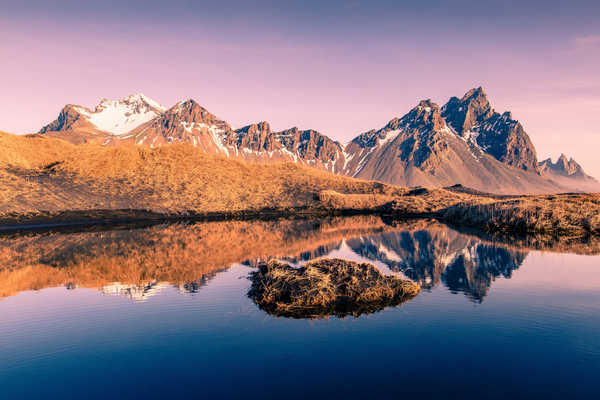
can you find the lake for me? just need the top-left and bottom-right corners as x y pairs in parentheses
(1, 216), (599, 399)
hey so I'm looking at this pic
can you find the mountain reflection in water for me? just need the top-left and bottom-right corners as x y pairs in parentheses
(1, 216), (598, 303)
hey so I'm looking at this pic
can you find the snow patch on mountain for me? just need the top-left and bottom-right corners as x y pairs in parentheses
(84, 94), (165, 135)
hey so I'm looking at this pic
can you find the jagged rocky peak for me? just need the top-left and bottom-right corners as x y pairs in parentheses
(403, 99), (445, 131)
(39, 104), (86, 133)
(441, 87), (539, 173)
(349, 100), (446, 150)
(442, 86), (493, 134)
(556, 154), (578, 174)
(164, 99), (222, 124)
(236, 121), (271, 135)
(275, 127), (343, 163)
(539, 154), (588, 177)
(233, 121), (277, 151)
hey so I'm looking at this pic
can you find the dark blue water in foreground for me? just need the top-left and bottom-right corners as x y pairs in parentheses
(0, 218), (599, 399)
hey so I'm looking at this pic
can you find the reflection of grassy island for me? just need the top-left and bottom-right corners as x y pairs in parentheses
(1, 131), (599, 236)
(248, 258), (420, 318)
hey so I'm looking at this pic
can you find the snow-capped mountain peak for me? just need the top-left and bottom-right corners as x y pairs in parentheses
(66, 94), (166, 135)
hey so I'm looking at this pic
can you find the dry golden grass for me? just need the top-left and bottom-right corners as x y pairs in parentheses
(248, 258), (420, 318)
(443, 194), (600, 235)
(0, 131), (74, 169)
(0, 130), (598, 237)
(0, 137), (408, 216)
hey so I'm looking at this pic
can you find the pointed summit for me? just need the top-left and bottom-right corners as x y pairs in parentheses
(233, 121), (277, 151)
(442, 87), (492, 134)
(163, 99), (222, 125)
(461, 86), (487, 102)
(441, 87), (539, 173)
(400, 99), (445, 131)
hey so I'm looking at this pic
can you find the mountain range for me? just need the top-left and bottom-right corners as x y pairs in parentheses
(38, 88), (599, 194)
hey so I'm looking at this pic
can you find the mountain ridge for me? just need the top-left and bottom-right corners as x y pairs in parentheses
(37, 89), (598, 194)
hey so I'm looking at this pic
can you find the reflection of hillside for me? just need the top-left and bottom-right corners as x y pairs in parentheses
(344, 227), (527, 302)
(0, 216), (392, 299)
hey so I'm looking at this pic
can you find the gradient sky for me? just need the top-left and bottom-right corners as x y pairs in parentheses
(2, 0), (600, 177)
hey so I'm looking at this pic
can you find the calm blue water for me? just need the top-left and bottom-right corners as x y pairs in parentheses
(0, 218), (599, 399)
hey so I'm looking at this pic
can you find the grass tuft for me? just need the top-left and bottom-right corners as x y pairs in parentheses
(248, 258), (420, 318)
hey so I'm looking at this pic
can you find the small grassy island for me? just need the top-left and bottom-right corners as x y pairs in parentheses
(248, 258), (421, 318)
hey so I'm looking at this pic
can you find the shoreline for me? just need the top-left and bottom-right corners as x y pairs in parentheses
(1, 205), (598, 239)
(0, 208), (395, 233)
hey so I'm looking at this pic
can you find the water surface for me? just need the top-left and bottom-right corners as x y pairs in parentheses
(1, 216), (599, 399)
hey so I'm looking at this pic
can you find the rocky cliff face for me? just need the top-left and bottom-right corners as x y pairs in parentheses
(442, 87), (539, 172)
(40, 104), (101, 135)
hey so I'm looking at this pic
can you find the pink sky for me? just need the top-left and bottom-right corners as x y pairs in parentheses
(1, 3), (599, 177)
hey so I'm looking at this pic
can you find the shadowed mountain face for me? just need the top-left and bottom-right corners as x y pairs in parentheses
(38, 88), (596, 194)
(442, 87), (539, 172)
(1, 216), (598, 302)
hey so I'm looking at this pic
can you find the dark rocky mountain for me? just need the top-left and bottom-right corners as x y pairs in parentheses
(229, 123), (345, 171)
(38, 89), (597, 194)
(442, 87), (539, 172)
(342, 95), (563, 193)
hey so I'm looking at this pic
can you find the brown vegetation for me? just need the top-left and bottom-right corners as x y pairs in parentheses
(0, 130), (598, 237)
(442, 194), (600, 236)
(0, 132), (407, 218)
(248, 258), (420, 318)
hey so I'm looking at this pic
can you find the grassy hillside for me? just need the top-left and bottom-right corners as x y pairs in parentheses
(0, 135), (414, 216)
(0, 131), (74, 168)
(0, 130), (598, 236)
